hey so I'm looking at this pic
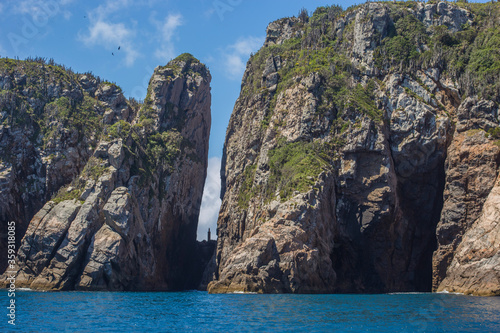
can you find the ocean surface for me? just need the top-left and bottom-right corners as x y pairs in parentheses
(1, 290), (499, 332)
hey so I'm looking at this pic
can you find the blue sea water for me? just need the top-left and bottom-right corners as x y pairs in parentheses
(1, 291), (499, 332)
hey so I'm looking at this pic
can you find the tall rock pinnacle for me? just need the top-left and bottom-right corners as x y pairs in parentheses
(209, 2), (500, 296)
(1, 53), (211, 291)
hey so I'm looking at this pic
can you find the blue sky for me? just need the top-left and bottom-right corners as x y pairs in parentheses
(0, 0), (490, 240)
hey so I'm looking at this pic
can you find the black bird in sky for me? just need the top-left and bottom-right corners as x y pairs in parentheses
(112, 53), (114, 56)
(118, 46), (121, 50)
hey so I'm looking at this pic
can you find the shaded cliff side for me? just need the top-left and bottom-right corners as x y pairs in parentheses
(209, 1), (500, 295)
(1, 53), (212, 291)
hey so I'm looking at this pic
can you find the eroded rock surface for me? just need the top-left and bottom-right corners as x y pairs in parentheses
(433, 97), (500, 294)
(0, 60), (114, 272)
(209, 2), (500, 295)
(437, 176), (500, 296)
(1, 54), (212, 291)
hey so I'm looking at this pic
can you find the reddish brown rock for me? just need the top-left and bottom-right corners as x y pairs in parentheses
(437, 175), (500, 296)
(432, 130), (499, 291)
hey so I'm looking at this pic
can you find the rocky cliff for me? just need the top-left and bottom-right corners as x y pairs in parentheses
(0, 53), (212, 290)
(209, 1), (500, 295)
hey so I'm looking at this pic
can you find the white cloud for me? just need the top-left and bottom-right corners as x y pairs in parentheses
(8, 0), (74, 18)
(12, 0), (42, 15)
(223, 36), (263, 79)
(152, 13), (183, 62)
(91, 0), (130, 20)
(160, 13), (182, 42)
(62, 10), (72, 20)
(197, 157), (222, 241)
(79, 0), (141, 67)
(80, 20), (139, 66)
(11, 0), (61, 22)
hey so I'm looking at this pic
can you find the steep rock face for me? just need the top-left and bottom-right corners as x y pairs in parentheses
(1, 54), (211, 291)
(433, 98), (500, 293)
(0, 58), (130, 273)
(209, 2), (500, 295)
(437, 174), (500, 296)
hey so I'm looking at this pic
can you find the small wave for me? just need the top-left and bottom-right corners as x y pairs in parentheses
(231, 291), (258, 294)
(437, 289), (464, 295)
(18, 288), (33, 291)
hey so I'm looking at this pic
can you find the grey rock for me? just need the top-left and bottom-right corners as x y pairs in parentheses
(352, 3), (390, 69)
(456, 97), (499, 133)
(418, 2), (472, 32)
(264, 18), (301, 47)
(1, 55), (212, 291)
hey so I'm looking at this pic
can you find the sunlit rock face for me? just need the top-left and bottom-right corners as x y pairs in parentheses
(209, 2), (500, 296)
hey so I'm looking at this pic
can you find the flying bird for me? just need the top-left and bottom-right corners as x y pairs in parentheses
(112, 53), (114, 56)
(118, 46), (121, 50)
